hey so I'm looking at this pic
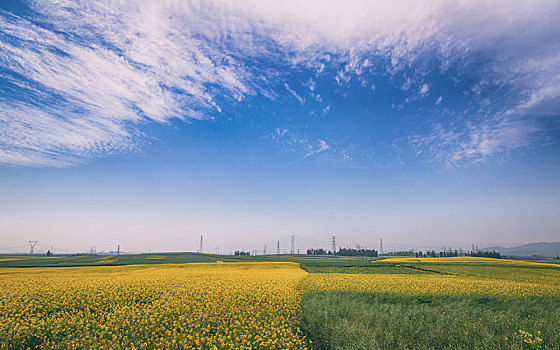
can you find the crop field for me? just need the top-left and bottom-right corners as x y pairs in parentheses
(301, 292), (559, 350)
(300, 257), (560, 297)
(300, 257), (560, 349)
(0, 262), (312, 350)
(1, 256), (559, 349)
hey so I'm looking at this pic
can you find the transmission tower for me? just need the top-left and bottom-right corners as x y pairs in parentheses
(331, 236), (336, 255)
(117, 244), (120, 255)
(290, 235), (295, 255)
(380, 238), (383, 255)
(276, 241), (280, 255)
(263, 245), (267, 255)
(28, 240), (37, 254)
(199, 235), (203, 253)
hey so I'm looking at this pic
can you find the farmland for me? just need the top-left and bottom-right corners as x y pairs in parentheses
(0, 255), (559, 349)
(301, 292), (558, 350)
(300, 257), (560, 349)
(0, 262), (311, 350)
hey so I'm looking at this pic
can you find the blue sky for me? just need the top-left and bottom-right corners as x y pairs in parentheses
(1, 0), (559, 254)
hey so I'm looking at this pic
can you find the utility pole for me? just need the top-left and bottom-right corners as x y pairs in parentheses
(117, 244), (120, 255)
(276, 241), (280, 255)
(290, 235), (295, 255)
(28, 240), (37, 254)
(199, 235), (203, 254)
(331, 236), (336, 255)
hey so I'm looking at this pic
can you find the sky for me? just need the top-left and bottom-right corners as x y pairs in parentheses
(1, 0), (559, 254)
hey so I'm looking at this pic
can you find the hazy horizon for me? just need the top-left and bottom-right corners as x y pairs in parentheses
(1, 1), (559, 255)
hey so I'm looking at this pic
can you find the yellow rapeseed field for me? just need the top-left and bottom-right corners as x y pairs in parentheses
(374, 256), (560, 285)
(299, 272), (560, 297)
(0, 262), (312, 350)
(378, 256), (560, 268)
(2, 257), (558, 349)
(300, 257), (560, 297)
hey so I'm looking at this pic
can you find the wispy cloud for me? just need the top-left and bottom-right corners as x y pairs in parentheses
(1, 1), (256, 165)
(270, 128), (331, 160)
(409, 116), (540, 166)
(284, 83), (304, 105)
(0, 0), (558, 166)
(304, 139), (330, 158)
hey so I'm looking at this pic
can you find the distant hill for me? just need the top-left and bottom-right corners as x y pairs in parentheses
(484, 242), (560, 259)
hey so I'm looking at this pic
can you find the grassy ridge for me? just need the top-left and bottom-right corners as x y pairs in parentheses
(301, 291), (559, 350)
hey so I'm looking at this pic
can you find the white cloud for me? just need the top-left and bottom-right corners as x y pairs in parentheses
(284, 83), (305, 105)
(409, 116), (540, 166)
(269, 128), (331, 160)
(304, 139), (330, 158)
(452, 118), (538, 163)
(0, 0), (558, 166)
(0, 1), (256, 165)
(305, 78), (316, 92)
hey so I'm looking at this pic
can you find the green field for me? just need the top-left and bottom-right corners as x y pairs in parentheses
(0, 252), (414, 274)
(1, 253), (559, 349)
(298, 257), (560, 349)
(301, 292), (558, 350)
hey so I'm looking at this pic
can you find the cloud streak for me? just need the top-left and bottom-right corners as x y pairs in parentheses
(0, 0), (558, 166)
(1, 1), (256, 165)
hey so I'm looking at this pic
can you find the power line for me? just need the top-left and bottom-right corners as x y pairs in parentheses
(290, 235), (295, 255)
(28, 240), (37, 254)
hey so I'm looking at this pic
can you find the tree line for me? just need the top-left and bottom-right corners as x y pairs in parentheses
(234, 251), (251, 256)
(306, 247), (378, 257)
(413, 250), (502, 258)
